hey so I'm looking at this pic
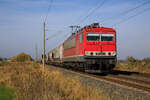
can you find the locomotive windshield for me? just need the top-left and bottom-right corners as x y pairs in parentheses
(86, 33), (114, 42)
(87, 33), (100, 41)
(101, 33), (114, 41)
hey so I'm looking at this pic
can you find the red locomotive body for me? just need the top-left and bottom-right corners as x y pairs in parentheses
(47, 23), (117, 72)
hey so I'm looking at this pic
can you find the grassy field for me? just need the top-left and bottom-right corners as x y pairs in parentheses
(0, 84), (16, 100)
(115, 57), (150, 73)
(115, 63), (150, 73)
(0, 62), (109, 100)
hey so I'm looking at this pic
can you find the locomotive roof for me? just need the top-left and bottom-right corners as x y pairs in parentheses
(66, 26), (115, 41)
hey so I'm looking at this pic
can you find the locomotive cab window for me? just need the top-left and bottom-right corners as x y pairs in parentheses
(87, 33), (100, 41)
(101, 33), (114, 42)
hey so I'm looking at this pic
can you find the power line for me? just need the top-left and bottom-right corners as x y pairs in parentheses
(46, 32), (70, 52)
(76, 0), (107, 26)
(44, 0), (53, 22)
(101, 1), (150, 23)
(46, 30), (63, 40)
(46, 31), (69, 42)
(71, 0), (101, 25)
(112, 7), (150, 27)
(62, 0), (107, 36)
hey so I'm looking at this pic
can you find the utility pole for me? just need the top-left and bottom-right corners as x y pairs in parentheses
(43, 22), (46, 69)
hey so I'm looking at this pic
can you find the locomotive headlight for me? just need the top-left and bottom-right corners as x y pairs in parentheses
(108, 52), (111, 56)
(90, 52), (93, 55)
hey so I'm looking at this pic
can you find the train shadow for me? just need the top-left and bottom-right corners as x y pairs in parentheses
(110, 70), (139, 75)
(92, 70), (140, 76)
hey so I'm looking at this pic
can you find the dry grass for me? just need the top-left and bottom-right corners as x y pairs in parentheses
(0, 62), (109, 100)
(115, 57), (150, 73)
(115, 62), (150, 73)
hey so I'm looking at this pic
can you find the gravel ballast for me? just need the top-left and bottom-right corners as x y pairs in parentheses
(48, 65), (150, 100)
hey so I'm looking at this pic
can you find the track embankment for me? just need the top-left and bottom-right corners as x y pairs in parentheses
(47, 65), (150, 100)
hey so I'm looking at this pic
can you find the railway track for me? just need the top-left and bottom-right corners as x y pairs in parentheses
(89, 74), (150, 93)
(48, 65), (150, 94)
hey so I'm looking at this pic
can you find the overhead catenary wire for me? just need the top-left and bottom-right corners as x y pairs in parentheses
(46, 31), (70, 52)
(44, 0), (53, 23)
(76, 0), (107, 26)
(46, 30), (63, 40)
(64, 0), (107, 35)
(71, 0), (101, 25)
(112, 7), (150, 27)
(101, 0), (150, 23)
(46, 30), (70, 42)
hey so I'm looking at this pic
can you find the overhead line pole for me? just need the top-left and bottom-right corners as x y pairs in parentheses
(43, 22), (46, 69)
(42, 0), (53, 69)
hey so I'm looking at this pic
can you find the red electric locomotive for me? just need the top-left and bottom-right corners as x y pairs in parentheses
(47, 23), (117, 73)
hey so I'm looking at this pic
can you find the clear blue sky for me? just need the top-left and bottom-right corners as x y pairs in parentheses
(0, 0), (150, 60)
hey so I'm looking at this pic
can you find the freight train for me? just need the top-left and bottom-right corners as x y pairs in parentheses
(46, 23), (117, 73)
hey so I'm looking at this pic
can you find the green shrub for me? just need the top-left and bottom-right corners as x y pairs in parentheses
(126, 56), (136, 65)
(10, 53), (32, 62)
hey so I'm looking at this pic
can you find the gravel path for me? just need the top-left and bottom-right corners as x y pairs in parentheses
(47, 65), (150, 100)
